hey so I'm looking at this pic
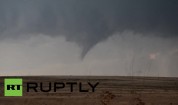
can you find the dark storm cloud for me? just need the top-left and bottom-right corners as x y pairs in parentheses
(0, 0), (178, 58)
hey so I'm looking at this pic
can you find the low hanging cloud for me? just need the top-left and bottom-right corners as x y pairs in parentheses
(0, 0), (178, 58)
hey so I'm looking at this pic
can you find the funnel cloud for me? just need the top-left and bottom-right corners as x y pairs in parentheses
(0, 0), (178, 76)
(0, 0), (178, 57)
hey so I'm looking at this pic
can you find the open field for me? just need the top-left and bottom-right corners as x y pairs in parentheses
(0, 76), (178, 105)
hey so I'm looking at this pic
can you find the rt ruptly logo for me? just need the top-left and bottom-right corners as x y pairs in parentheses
(4, 78), (23, 96)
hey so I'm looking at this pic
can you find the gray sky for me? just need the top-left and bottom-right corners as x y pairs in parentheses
(0, 0), (178, 76)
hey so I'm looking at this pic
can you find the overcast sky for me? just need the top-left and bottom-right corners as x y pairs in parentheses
(0, 0), (178, 77)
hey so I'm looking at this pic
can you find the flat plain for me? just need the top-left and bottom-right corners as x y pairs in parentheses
(0, 76), (178, 105)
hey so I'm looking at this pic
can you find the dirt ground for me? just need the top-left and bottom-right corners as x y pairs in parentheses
(0, 76), (178, 105)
